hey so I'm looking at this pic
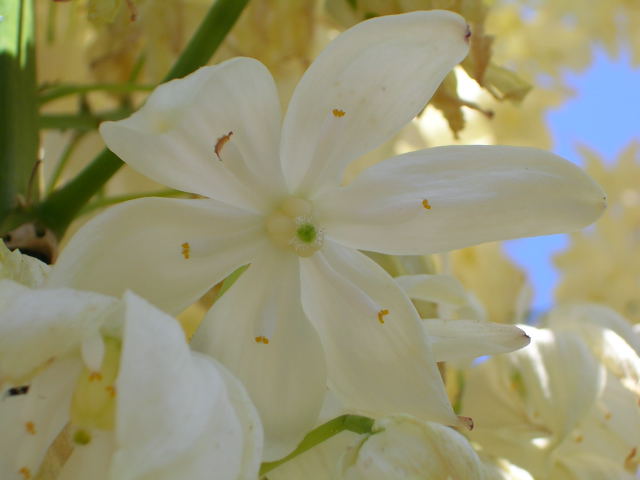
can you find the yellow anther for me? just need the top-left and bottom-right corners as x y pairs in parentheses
(215, 131), (233, 159)
(105, 385), (117, 398)
(88, 372), (103, 382)
(377, 309), (389, 324)
(625, 447), (638, 470)
(181, 242), (190, 259)
(332, 108), (345, 118)
(574, 434), (583, 443)
(422, 199), (432, 210)
(254, 336), (270, 344)
(25, 421), (36, 435)
(19, 467), (31, 479)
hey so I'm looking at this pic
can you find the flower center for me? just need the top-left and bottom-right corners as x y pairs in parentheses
(266, 197), (324, 257)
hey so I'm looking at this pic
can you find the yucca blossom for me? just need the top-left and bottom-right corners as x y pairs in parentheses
(50, 10), (605, 459)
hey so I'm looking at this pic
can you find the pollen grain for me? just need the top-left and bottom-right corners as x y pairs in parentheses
(254, 336), (270, 344)
(25, 421), (36, 435)
(88, 371), (103, 382)
(181, 242), (190, 259)
(377, 309), (389, 324)
(422, 199), (432, 210)
(18, 467), (31, 480)
(332, 108), (345, 118)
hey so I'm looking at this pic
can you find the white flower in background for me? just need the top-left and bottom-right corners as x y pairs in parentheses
(462, 325), (640, 479)
(339, 415), (484, 480)
(49, 10), (605, 459)
(266, 415), (485, 480)
(0, 281), (262, 480)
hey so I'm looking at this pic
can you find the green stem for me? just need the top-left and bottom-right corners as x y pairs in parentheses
(259, 415), (375, 476)
(33, 0), (251, 238)
(81, 189), (185, 215)
(39, 108), (132, 131)
(39, 83), (154, 104)
(0, 0), (38, 220)
(46, 132), (86, 194)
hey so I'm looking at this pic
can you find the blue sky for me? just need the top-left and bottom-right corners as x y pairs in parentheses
(504, 48), (640, 313)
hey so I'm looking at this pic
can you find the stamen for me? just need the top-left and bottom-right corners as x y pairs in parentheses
(25, 421), (36, 435)
(332, 108), (345, 118)
(181, 242), (190, 259)
(254, 336), (270, 344)
(377, 309), (389, 324)
(88, 372), (102, 382)
(105, 385), (117, 397)
(422, 199), (432, 210)
(215, 131), (234, 159)
(18, 467), (31, 479)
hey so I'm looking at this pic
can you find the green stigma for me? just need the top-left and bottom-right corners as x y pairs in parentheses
(296, 223), (317, 243)
(73, 429), (92, 445)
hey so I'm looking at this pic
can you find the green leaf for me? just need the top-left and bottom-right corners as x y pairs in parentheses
(0, 0), (38, 220)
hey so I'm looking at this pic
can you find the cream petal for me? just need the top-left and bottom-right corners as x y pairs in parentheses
(423, 319), (530, 362)
(514, 327), (605, 440)
(299, 241), (458, 426)
(110, 292), (261, 480)
(316, 146), (606, 255)
(100, 58), (285, 210)
(341, 416), (484, 480)
(280, 10), (469, 195)
(48, 197), (264, 316)
(1, 358), (83, 480)
(395, 274), (469, 307)
(0, 280), (116, 381)
(192, 247), (326, 461)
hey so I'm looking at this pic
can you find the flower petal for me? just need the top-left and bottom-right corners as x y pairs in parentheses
(100, 58), (285, 210)
(340, 416), (484, 480)
(110, 292), (262, 479)
(1, 358), (83, 480)
(317, 146), (606, 255)
(192, 247), (326, 461)
(395, 274), (469, 307)
(423, 319), (530, 362)
(0, 280), (116, 382)
(299, 241), (458, 426)
(48, 197), (263, 315)
(279, 10), (469, 195)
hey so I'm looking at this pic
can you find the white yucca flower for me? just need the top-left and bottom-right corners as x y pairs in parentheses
(48, 10), (605, 459)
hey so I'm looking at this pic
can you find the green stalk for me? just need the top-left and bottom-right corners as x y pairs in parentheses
(34, 0), (251, 238)
(0, 0), (38, 221)
(39, 83), (154, 105)
(259, 415), (375, 476)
